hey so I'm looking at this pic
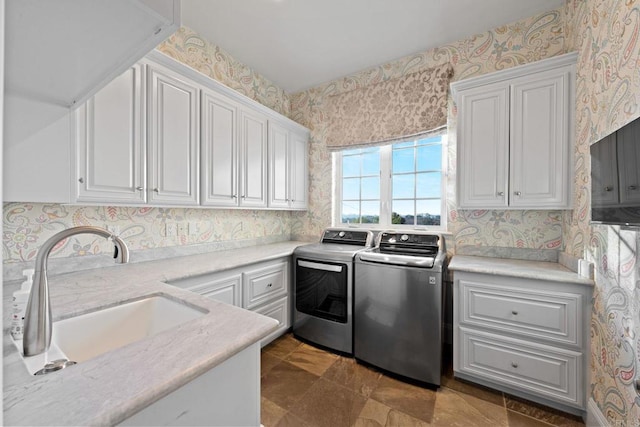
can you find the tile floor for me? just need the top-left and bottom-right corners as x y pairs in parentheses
(260, 334), (585, 427)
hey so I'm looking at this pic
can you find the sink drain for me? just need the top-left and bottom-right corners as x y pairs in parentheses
(34, 359), (77, 375)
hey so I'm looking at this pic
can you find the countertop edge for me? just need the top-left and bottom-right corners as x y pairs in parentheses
(448, 255), (594, 286)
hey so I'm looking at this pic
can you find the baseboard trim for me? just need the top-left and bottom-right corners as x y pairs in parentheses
(586, 398), (609, 427)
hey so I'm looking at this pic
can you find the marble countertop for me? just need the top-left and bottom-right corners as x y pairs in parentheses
(3, 241), (305, 426)
(448, 255), (594, 286)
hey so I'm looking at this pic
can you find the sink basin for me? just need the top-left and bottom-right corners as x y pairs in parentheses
(53, 295), (207, 363)
(17, 295), (208, 374)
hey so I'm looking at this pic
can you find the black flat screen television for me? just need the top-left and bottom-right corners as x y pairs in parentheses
(590, 115), (640, 226)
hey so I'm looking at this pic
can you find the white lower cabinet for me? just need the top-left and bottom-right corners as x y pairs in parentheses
(120, 342), (260, 426)
(453, 270), (591, 415)
(169, 257), (291, 346)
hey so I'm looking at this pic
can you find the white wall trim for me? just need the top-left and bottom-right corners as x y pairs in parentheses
(586, 398), (609, 427)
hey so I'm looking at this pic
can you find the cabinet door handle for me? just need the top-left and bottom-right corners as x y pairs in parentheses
(497, 191), (504, 196)
(232, 194), (238, 199)
(135, 186), (144, 191)
(242, 195), (246, 199)
(514, 191), (521, 196)
(153, 188), (159, 193)
(78, 177), (84, 184)
(511, 310), (518, 315)
(604, 186), (613, 192)
(267, 283), (272, 288)
(628, 185), (638, 191)
(511, 362), (518, 368)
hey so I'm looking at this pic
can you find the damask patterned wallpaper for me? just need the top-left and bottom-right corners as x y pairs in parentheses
(564, 1), (640, 424)
(289, 8), (567, 247)
(2, 27), (294, 266)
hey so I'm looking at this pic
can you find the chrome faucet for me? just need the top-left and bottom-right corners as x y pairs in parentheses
(23, 226), (129, 357)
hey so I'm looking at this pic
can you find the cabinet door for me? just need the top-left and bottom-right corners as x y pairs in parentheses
(616, 118), (640, 205)
(289, 130), (308, 209)
(188, 273), (242, 307)
(201, 89), (239, 206)
(239, 109), (268, 208)
(509, 70), (571, 208)
(76, 64), (146, 203)
(268, 122), (290, 208)
(457, 84), (509, 208)
(591, 133), (618, 206)
(148, 64), (200, 205)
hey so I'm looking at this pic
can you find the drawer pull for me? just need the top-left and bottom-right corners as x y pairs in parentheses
(511, 362), (518, 368)
(511, 310), (518, 315)
(267, 283), (272, 288)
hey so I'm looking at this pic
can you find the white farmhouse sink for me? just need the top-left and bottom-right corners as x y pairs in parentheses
(53, 295), (207, 363)
(18, 295), (207, 374)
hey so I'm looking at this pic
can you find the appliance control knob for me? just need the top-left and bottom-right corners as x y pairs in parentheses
(401, 234), (409, 242)
(338, 231), (346, 238)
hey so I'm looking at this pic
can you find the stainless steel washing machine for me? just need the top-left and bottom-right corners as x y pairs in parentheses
(354, 231), (447, 385)
(293, 228), (374, 354)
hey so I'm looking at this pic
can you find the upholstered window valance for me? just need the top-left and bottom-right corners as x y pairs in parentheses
(325, 63), (454, 149)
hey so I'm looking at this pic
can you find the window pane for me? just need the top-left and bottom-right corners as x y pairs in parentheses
(392, 148), (414, 173)
(342, 177), (360, 199)
(416, 144), (442, 171)
(360, 201), (380, 224)
(392, 200), (414, 225)
(361, 176), (380, 199)
(342, 155), (360, 177)
(416, 199), (441, 225)
(361, 150), (380, 175)
(416, 173), (441, 198)
(392, 174), (414, 199)
(342, 201), (359, 223)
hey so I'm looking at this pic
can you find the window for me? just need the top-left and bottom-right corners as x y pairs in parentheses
(334, 135), (446, 229)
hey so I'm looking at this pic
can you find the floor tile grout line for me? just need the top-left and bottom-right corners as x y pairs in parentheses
(506, 409), (560, 427)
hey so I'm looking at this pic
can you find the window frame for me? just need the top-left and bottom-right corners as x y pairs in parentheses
(332, 134), (447, 230)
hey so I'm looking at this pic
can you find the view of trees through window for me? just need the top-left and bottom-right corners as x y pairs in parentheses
(339, 135), (443, 227)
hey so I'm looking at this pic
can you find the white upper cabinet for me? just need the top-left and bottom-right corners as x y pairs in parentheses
(147, 63), (200, 205)
(201, 89), (240, 206)
(68, 51), (309, 209)
(457, 84), (509, 208)
(268, 122), (309, 210)
(76, 64), (146, 204)
(452, 52), (577, 210)
(269, 122), (290, 208)
(289, 130), (309, 210)
(239, 109), (269, 208)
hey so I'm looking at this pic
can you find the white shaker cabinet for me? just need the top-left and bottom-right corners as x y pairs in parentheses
(147, 63), (200, 205)
(76, 59), (201, 206)
(452, 52), (577, 209)
(450, 257), (592, 416)
(268, 121), (309, 209)
(169, 258), (291, 347)
(238, 109), (269, 208)
(76, 64), (146, 203)
(201, 89), (240, 206)
(200, 90), (268, 208)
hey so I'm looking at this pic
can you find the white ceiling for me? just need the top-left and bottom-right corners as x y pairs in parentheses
(181, 0), (564, 94)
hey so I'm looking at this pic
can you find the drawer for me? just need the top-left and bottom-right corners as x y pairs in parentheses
(243, 261), (288, 309)
(459, 279), (581, 346)
(458, 327), (582, 407)
(254, 295), (290, 346)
